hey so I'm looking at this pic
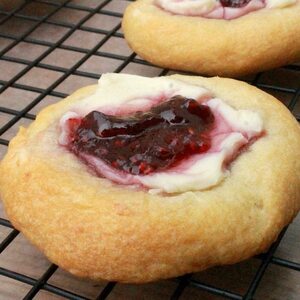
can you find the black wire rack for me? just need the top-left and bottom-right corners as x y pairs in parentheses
(0, 0), (299, 299)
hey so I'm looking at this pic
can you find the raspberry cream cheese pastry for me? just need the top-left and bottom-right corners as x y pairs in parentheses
(0, 73), (300, 283)
(122, 0), (300, 77)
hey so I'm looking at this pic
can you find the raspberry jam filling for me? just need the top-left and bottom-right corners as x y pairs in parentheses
(220, 0), (252, 7)
(59, 73), (264, 193)
(68, 96), (215, 175)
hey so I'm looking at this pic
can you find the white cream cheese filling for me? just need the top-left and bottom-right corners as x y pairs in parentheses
(59, 74), (263, 193)
(157, 0), (220, 16)
(68, 73), (211, 117)
(156, 0), (297, 19)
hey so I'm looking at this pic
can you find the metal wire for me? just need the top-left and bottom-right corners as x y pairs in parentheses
(0, 0), (299, 299)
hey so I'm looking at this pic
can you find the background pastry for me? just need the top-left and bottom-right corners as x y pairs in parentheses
(122, 0), (300, 77)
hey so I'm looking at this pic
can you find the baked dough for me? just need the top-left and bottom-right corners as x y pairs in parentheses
(122, 0), (300, 77)
(0, 74), (300, 283)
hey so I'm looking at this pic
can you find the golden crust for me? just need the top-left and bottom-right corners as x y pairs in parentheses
(0, 75), (300, 283)
(122, 0), (300, 77)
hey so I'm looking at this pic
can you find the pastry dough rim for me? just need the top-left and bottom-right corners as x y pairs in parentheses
(0, 75), (299, 283)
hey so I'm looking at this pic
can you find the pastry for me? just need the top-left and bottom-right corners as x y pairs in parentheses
(122, 0), (300, 77)
(0, 73), (299, 283)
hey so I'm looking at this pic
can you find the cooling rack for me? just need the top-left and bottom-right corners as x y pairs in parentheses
(0, 0), (299, 299)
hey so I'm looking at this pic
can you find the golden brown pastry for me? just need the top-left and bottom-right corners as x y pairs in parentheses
(0, 74), (299, 283)
(122, 0), (300, 77)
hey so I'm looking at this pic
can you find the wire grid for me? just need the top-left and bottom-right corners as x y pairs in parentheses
(0, 0), (299, 299)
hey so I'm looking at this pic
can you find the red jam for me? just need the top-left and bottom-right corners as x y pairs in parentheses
(220, 0), (252, 7)
(69, 96), (215, 175)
